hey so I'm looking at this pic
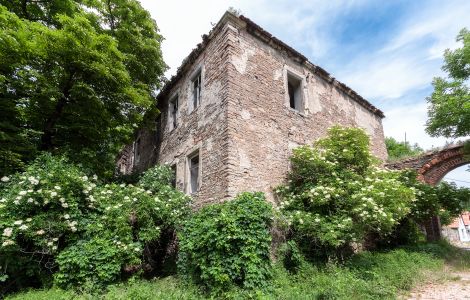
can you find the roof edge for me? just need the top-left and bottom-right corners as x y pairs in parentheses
(157, 11), (385, 119)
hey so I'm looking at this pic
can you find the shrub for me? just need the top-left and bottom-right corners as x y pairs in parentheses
(0, 156), (190, 294)
(55, 165), (191, 290)
(0, 154), (95, 292)
(378, 171), (470, 248)
(178, 192), (273, 294)
(276, 126), (415, 259)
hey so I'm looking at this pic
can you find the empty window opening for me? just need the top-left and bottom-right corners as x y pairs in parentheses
(192, 71), (202, 110)
(287, 74), (302, 111)
(169, 95), (178, 130)
(189, 152), (199, 194)
(134, 138), (141, 164)
(171, 164), (177, 188)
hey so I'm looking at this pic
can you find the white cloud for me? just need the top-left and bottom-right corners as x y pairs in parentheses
(139, 0), (233, 76)
(382, 1), (469, 58)
(140, 0), (373, 76)
(338, 0), (470, 101)
(382, 102), (451, 150)
(341, 54), (434, 100)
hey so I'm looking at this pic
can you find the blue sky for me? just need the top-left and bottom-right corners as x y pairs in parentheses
(139, 0), (470, 187)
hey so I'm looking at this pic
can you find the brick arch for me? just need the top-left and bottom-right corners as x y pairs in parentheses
(386, 144), (468, 186)
(386, 143), (469, 241)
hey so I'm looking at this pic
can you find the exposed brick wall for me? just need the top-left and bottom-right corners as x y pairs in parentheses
(120, 12), (388, 206)
(130, 22), (239, 206)
(224, 21), (387, 203)
(386, 144), (467, 185)
(386, 144), (469, 241)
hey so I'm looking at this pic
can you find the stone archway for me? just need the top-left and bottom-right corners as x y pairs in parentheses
(386, 142), (469, 240)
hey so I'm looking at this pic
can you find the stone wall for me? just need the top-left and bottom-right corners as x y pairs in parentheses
(386, 144), (467, 185)
(224, 19), (387, 203)
(137, 22), (239, 206)
(124, 12), (388, 206)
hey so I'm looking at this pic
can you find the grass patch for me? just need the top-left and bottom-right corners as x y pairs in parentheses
(6, 241), (466, 300)
(405, 239), (470, 270)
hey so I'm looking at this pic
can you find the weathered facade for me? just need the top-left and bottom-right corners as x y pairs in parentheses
(117, 11), (387, 205)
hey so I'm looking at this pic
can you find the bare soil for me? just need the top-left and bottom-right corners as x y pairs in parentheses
(406, 268), (470, 300)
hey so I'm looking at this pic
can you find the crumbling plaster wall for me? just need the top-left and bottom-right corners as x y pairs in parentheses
(135, 24), (236, 206)
(225, 22), (387, 203)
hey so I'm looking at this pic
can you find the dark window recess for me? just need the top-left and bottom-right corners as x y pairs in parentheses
(189, 153), (199, 193)
(134, 138), (141, 164)
(192, 72), (201, 109)
(287, 74), (302, 111)
(171, 164), (177, 188)
(170, 96), (178, 129)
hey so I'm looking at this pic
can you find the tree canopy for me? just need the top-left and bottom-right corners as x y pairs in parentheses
(385, 137), (423, 160)
(0, 0), (166, 177)
(426, 28), (470, 138)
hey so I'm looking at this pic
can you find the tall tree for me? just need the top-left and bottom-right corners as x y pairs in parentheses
(385, 137), (423, 160)
(426, 29), (470, 138)
(0, 1), (166, 177)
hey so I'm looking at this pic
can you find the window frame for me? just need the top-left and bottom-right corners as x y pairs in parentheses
(134, 137), (141, 165)
(186, 150), (201, 195)
(168, 94), (179, 131)
(284, 67), (306, 114)
(189, 66), (203, 113)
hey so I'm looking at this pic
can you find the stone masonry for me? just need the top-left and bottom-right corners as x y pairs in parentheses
(117, 11), (388, 206)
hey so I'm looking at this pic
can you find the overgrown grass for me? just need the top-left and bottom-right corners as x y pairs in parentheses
(406, 239), (470, 270)
(6, 241), (468, 300)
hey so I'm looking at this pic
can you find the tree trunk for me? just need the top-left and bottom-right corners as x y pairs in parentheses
(40, 71), (75, 151)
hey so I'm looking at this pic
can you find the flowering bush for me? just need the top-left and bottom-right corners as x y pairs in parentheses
(0, 155), (190, 293)
(0, 154), (95, 291)
(375, 171), (470, 248)
(178, 192), (273, 294)
(276, 126), (415, 259)
(55, 166), (191, 290)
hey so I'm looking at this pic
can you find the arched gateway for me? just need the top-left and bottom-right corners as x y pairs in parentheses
(386, 143), (469, 241)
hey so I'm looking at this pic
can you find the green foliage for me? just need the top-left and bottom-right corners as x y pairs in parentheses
(0, 156), (189, 295)
(435, 182), (470, 224)
(277, 126), (415, 259)
(385, 137), (423, 160)
(0, 154), (94, 293)
(5, 242), (465, 300)
(55, 166), (190, 290)
(398, 171), (469, 225)
(178, 192), (273, 294)
(0, 1), (166, 177)
(55, 238), (133, 291)
(375, 171), (470, 248)
(426, 28), (470, 138)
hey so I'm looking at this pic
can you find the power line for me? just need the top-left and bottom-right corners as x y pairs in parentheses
(444, 177), (470, 184)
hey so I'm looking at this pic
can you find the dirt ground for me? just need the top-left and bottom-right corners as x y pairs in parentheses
(406, 241), (470, 300)
(407, 269), (470, 300)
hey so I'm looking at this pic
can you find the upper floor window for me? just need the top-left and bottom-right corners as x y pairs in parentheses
(192, 70), (202, 110)
(169, 94), (179, 130)
(287, 72), (303, 112)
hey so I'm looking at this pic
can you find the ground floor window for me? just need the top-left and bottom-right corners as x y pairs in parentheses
(188, 151), (200, 194)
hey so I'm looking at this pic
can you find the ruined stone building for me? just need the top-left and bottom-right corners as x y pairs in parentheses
(117, 11), (387, 205)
